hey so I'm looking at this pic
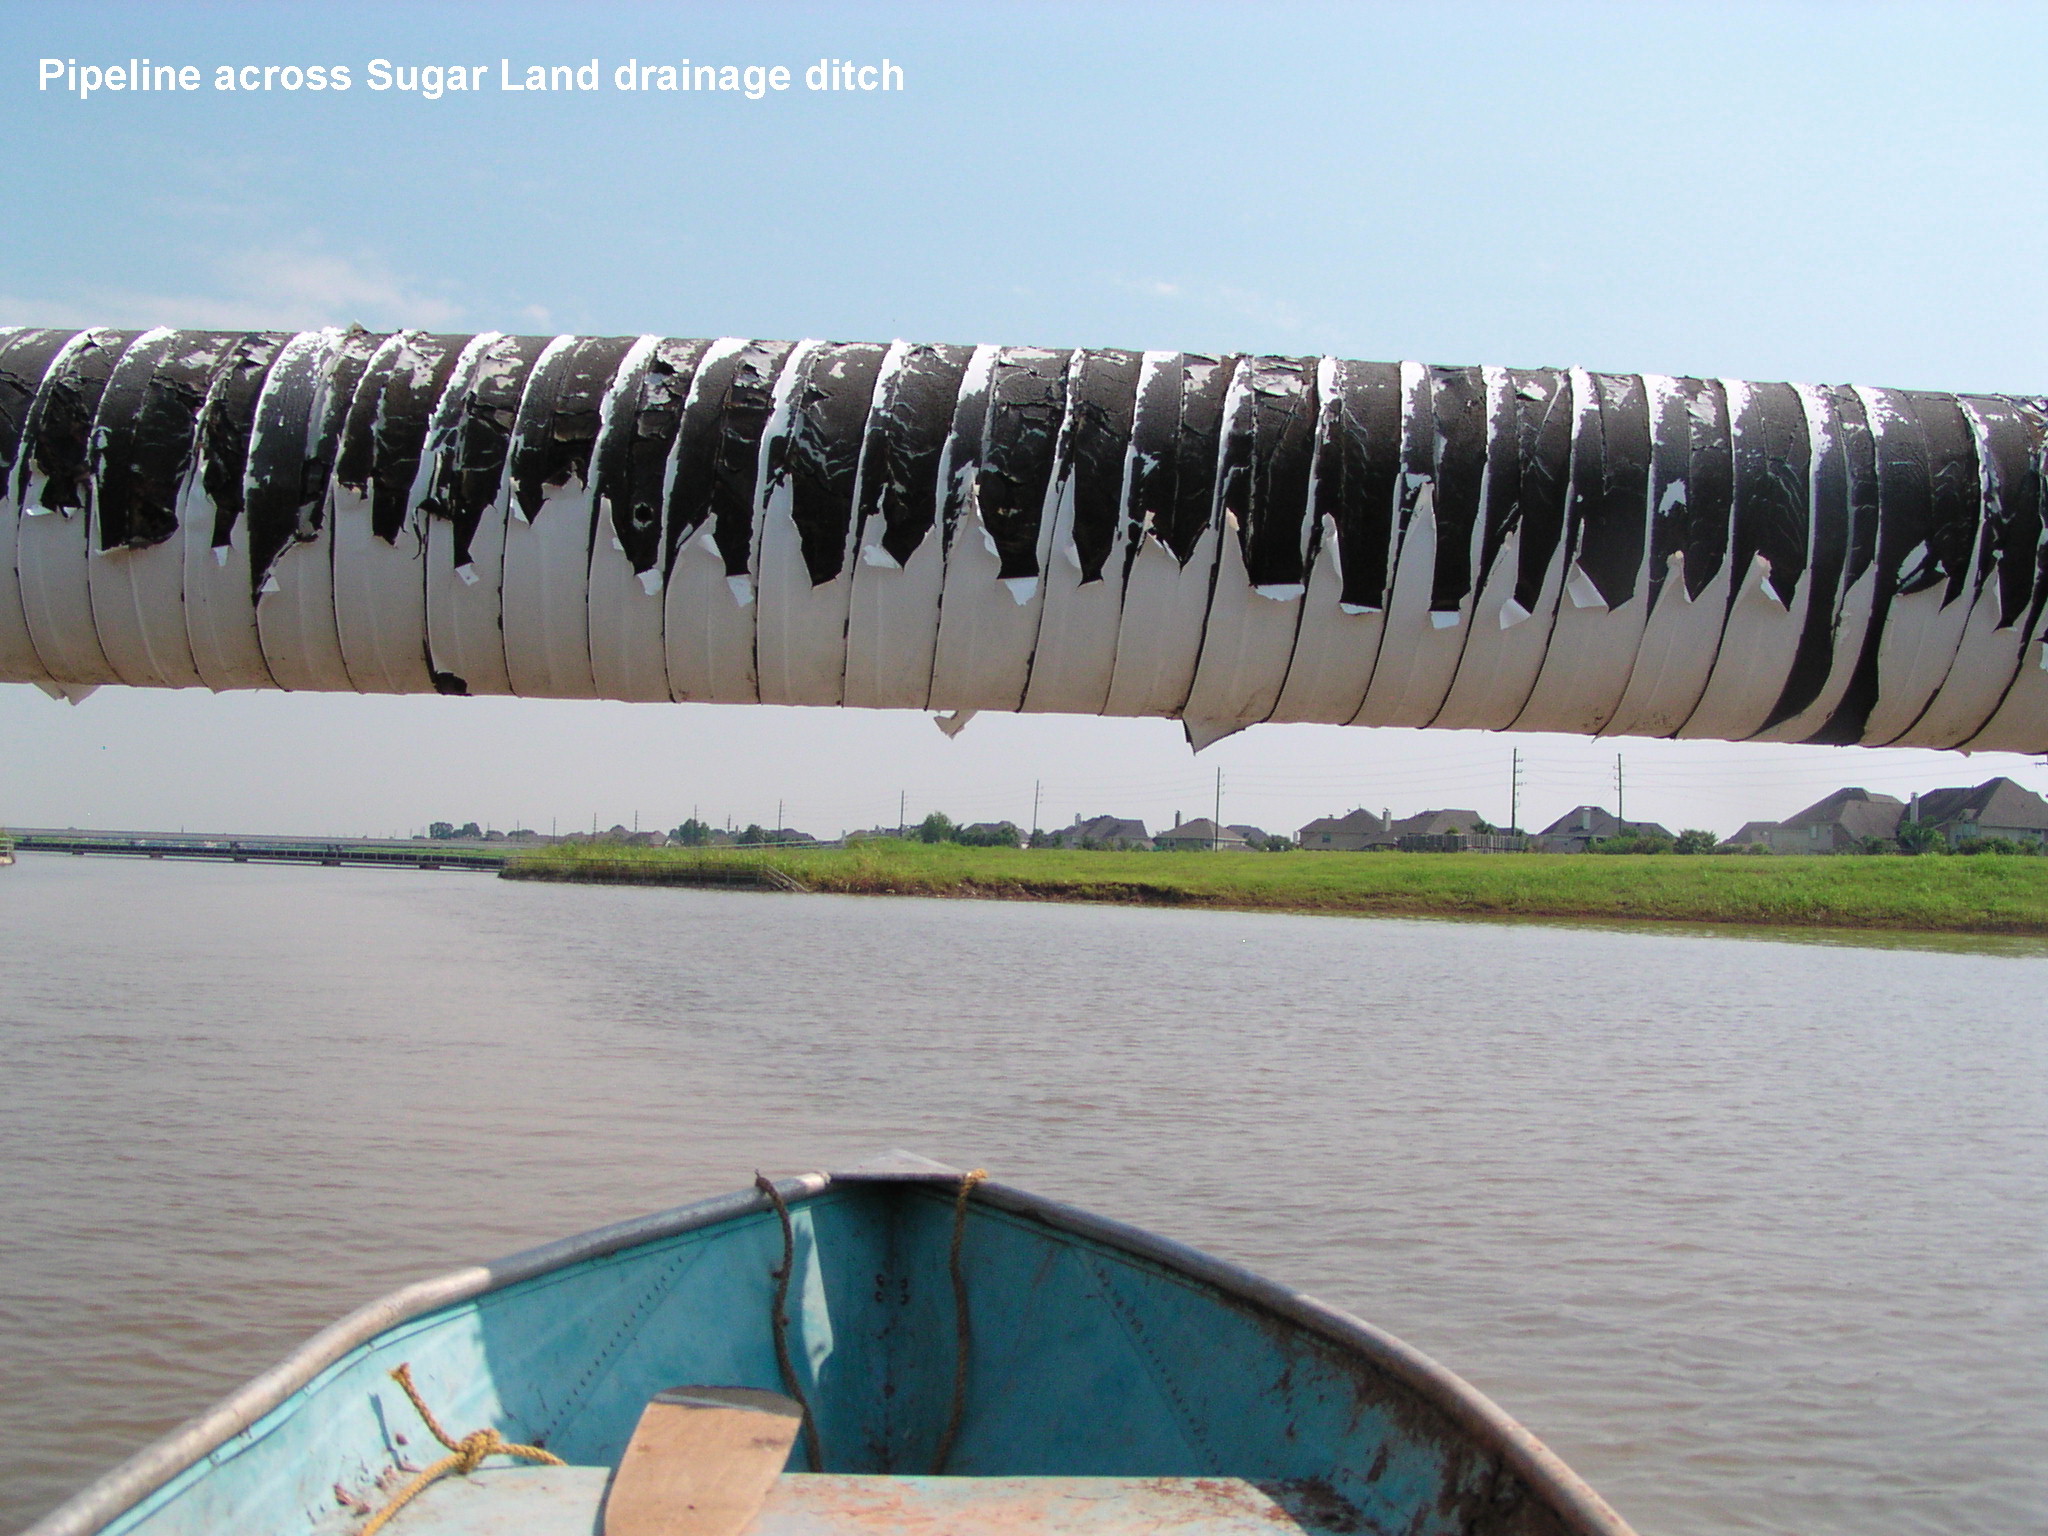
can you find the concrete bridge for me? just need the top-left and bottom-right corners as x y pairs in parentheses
(6, 830), (505, 872)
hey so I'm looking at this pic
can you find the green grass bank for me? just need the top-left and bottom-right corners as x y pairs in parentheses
(502, 840), (2048, 936)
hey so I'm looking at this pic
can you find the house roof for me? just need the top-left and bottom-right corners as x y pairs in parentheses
(1297, 808), (1387, 838)
(1724, 820), (1779, 845)
(1916, 777), (2048, 831)
(1779, 787), (1906, 840)
(1536, 805), (1673, 841)
(1388, 808), (1485, 837)
(1071, 814), (1149, 840)
(1538, 805), (1619, 837)
(1157, 817), (1242, 843)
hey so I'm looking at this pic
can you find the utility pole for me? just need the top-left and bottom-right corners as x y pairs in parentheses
(1510, 748), (1524, 835)
(776, 799), (784, 834)
(1614, 753), (1626, 829)
(1032, 779), (1042, 843)
(1213, 767), (1223, 849)
(898, 789), (907, 836)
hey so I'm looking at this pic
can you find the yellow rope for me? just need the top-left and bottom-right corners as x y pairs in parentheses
(358, 1363), (564, 1536)
(932, 1168), (988, 1473)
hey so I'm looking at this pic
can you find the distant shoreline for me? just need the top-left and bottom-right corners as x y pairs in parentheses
(501, 840), (2048, 937)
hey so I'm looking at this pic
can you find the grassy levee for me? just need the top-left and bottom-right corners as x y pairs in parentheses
(504, 840), (2048, 935)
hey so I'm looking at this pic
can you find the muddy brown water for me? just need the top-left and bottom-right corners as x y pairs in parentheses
(1, 856), (2042, 1536)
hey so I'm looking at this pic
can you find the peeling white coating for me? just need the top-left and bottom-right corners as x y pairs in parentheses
(424, 332), (515, 697)
(253, 328), (353, 693)
(332, 330), (435, 694)
(2, 327), (2041, 753)
(1901, 395), (2034, 747)
(501, 335), (601, 700)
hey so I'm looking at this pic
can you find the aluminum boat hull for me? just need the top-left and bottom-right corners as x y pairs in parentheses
(28, 1157), (1636, 1536)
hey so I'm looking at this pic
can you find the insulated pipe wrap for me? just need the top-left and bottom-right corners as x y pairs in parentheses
(1, 325), (2044, 752)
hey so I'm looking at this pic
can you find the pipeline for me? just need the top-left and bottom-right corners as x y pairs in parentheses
(0, 326), (2041, 752)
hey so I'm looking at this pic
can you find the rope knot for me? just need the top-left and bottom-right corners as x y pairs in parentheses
(451, 1429), (501, 1474)
(357, 1365), (563, 1535)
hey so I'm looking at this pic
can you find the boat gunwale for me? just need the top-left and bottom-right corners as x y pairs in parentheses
(22, 1173), (833, 1536)
(25, 1165), (1637, 1536)
(944, 1176), (1638, 1536)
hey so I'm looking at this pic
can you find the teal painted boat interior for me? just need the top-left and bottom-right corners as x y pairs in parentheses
(49, 1171), (1623, 1536)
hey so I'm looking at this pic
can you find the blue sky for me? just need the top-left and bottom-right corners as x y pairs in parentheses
(4, 1), (2046, 840)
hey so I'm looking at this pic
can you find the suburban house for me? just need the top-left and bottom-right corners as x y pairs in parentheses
(1056, 814), (1152, 850)
(1721, 820), (1780, 849)
(1385, 809), (1489, 843)
(1154, 816), (1248, 850)
(1536, 805), (1674, 853)
(1296, 808), (1389, 850)
(1912, 777), (2048, 847)
(1763, 788), (1905, 853)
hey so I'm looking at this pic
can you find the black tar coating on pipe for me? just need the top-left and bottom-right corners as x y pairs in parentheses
(198, 333), (288, 551)
(419, 333), (549, 569)
(1640, 380), (1691, 611)
(86, 332), (180, 545)
(1120, 355), (1180, 580)
(1728, 382), (1811, 609)
(1393, 364), (1434, 582)
(1425, 365), (1488, 613)
(12, 327), (2048, 750)
(0, 330), (81, 485)
(937, 349), (992, 558)
(1909, 391), (1981, 608)
(770, 341), (887, 585)
(1472, 369), (1522, 600)
(595, 338), (707, 577)
(1830, 385), (1881, 597)
(856, 342), (971, 570)
(1761, 388), (1849, 733)
(976, 347), (1071, 581)
(1313, 359), (1400, 611)
(335, 333), (466, 545)
(19, 331), (139, 515)
(666, 340), (793, 580)
(1507, 369), (1573, 615)
(1675, 379), (1734, 601)
(93, 331), (243, 551)
(510, 335), (637, 532)
(1220, 355), (1317, 591)
(1129, 354), (1237, 569)
(1059, 348), (1140, 585)
(1571, 373), (1651, 610)
(1790, 385), (1880, 744)
(246, 328), (382, 595)
(1816, 388), (1932, 745)
(1961, 394), (2047, 632)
